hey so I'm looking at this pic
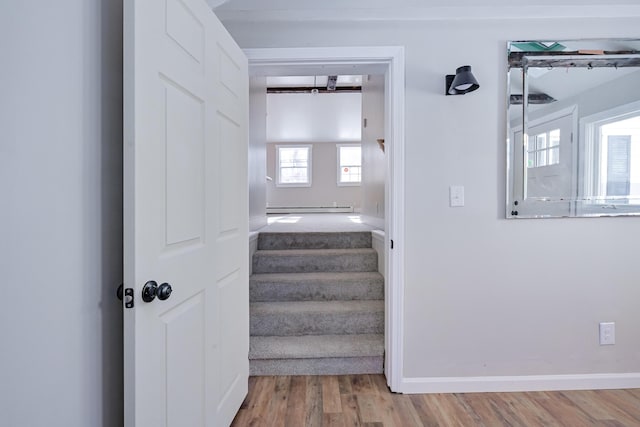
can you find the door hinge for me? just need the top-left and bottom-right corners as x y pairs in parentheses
(390, 239), (394, 249)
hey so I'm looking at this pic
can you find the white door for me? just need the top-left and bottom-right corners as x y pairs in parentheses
(526, 113), (574, 200)
(511, 108), (576, 217)
(123, 0), (249, 425)
(523, 112), (575, 216)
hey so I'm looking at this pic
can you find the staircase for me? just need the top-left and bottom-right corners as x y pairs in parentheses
(249, 231), (385, 375)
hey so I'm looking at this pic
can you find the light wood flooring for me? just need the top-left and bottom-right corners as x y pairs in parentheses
(231, 374), (640, 427)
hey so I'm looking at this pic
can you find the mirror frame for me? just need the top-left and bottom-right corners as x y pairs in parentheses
(506, 39), (640, 218)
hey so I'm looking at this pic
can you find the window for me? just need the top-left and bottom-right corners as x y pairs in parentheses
(527, 129), (560, 168)
(337, 144), (361, 186)
(276, 145), (312, 187)
(592, 114), (640, 204)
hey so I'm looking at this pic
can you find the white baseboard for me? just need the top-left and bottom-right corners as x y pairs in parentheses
(399, 373), (640, 394)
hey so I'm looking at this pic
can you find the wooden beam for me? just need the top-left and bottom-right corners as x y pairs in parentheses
(266, 86), (361, 94)
(510, 93), (557, 105)
(327, 75), (338, 91)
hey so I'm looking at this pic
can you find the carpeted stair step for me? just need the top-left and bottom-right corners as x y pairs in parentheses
(258, 231), (372, 250)
(249, 334), (384, 375)
(250, 356), (383, 376)
(250, 300), (384, 336)
(250, 334), (384, 359)
(250, 271), (384, 302)
(252, 248), (377, 274)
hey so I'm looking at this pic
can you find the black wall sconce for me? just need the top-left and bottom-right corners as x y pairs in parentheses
(445, 65), (480, 95)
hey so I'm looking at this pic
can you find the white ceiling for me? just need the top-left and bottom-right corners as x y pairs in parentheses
(214, 0), (640, 21)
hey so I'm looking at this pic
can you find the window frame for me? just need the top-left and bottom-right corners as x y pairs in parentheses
(275, 144), (313, 187)
(336, 143), (362, 187)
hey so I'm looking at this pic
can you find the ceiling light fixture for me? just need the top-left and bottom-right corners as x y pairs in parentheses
(445, 65), (480, 95)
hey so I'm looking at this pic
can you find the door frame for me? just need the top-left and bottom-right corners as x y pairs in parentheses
(245, 46), (405, 391)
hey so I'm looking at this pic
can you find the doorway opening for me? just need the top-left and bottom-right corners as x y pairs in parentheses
(245, 47), (405, 391)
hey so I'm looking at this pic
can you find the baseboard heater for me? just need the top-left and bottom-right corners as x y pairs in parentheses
(266, 206), (354, 214)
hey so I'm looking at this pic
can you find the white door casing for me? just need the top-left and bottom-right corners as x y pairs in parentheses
(245, 46), (406, 392)
(124, 0), (249, 425)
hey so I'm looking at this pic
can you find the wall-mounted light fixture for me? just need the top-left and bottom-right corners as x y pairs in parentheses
(445, 65), (480, 95)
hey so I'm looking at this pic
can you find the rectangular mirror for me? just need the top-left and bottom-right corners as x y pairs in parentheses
(507, 39), (640, 218)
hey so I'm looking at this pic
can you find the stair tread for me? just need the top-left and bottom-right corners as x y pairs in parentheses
(259, 231), (372, 236)
(249, 334), (384, 359)
(258, 231), (373, 250)
(250, 357), (383, 376)
(250, 271), (384, 302)
(251, 300), (384, 314)
(250, 271), (383, 282)
(253, 248), (378, 274)
(254, 248), (377, 256)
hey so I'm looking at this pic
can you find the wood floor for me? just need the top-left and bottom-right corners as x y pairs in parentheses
(231, 374), (640, 427)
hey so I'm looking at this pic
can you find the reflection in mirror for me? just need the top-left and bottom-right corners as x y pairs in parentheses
(506, 39), (640, 218)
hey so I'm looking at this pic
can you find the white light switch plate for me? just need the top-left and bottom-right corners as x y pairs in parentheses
(450, 185), (464, 207)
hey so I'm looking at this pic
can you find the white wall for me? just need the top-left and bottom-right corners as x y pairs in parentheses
(361, 74), (386, 229)
(267, 92), (362, 142)
(266, 142), (362, 209)
(0, 1), (123, 425)
(224, 17), (640, 383)
(249, 77), (268, 231)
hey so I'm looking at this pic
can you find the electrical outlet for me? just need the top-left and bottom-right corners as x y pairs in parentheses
(599, 322), (615, 345)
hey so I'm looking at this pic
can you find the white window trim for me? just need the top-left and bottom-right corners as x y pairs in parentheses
(337, 143), (362, 187)
(276, 144), (312, 187)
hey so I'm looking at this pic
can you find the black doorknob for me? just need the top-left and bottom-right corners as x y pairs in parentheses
(157, 283), (172, 301)
(142, 281), (158, 303)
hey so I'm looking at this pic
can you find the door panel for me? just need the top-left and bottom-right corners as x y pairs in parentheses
(166, 0), (205, 63)
(164, 294), (205, 427)
(165, 82), (205, 246)
(218, 116), (242, 232)
(124, 0), (249, 425)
